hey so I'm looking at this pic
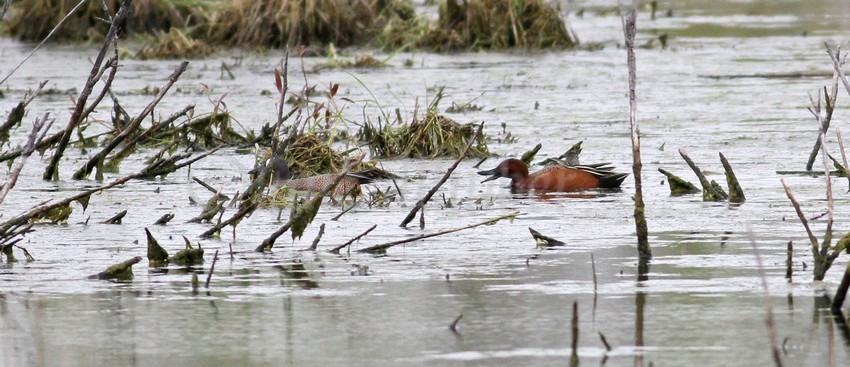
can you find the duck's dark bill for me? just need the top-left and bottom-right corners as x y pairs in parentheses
(477, 168), (500, 183)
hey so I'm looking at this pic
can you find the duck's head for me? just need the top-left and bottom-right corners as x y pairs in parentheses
(249, 156), (292, 180)
(477, 158), (529, 183)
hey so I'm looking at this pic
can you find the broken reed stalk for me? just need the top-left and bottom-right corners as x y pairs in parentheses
(679, 148), (728, 201)
(0, 113), (54, 204)
(205, 249), (219, 288)
(832, 260), (850, 314)
(399, 121), (484, 228)
(621, 0), (650, 259)
(307, 223), (325, 251)
(780, 179), (822, 264)
(785, 241), (793, 282)
(449, 314), (463, 334)
(719, 152), (745, 203)
(43, 0), (133, 181)
(750, 237), (784, 367)
(255, 155), (365, 252)
(836, 128), (850, 190)
(360, 212), (517, 254)
(591, 253), (598, 292)
(806, 46), (841, 171)
(80, 49), (119, 122)
(73, 61), (190, 180)
(89, 256), (142, 281)
(0, 149), (218, 237)
(329, 224), (377, 254)
(826, 43), (850, 102)
(570, 301), (579, 367)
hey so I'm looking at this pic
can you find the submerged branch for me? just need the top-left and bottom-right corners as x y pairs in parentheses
(360, 212), (517, 255)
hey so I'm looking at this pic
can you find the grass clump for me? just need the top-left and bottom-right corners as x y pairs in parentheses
(202, 0), (415, 49)
(6, 0), (204, 42)
(359, 90), (489, 159)
(419, 0), (577, 50)
(134, 28), (210, 59)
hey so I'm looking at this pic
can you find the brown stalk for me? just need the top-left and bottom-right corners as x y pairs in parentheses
(806, 47), (841, 171)
(43, 0), (133, 181)
(360, 212), (517, 254)
(621, 0), (650, 259)
(73, 61), (189, 180)
(329, 225), (377, 254)
(0, 113), (54, 204)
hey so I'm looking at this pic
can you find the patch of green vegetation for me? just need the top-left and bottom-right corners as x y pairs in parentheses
(359, 89), (489, 159)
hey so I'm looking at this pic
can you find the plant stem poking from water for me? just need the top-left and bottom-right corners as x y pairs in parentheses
(89, 256), (142, 281)
(205, 250), (219, 288)
(449, 314), (463, 335)
(0, 112), (54, 204)
(750, 235), (784, 367)
(719, 152), (745, 203)
(806, 46), (841, 171)
(657, 168), (700, 196)
(678, 148), (728, 201)
(73, 61), (189, 180)
(785, 241), (793, 282)
(306, 223), (325, 251)
(43, 0), (133, 181)
(399, 122), (484, 228)
(836, 128), (850, 191)
(832, 260), (850, 314)
(570, 301), (579, 367)
(621, 0), (650, 260)
(329, 225), (377, 254)
(361, 212), (517, 255)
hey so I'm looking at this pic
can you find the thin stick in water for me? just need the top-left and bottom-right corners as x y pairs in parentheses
(205, 250), (219, 288)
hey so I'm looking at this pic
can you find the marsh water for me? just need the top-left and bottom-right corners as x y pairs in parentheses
(3, 1), (850, 366)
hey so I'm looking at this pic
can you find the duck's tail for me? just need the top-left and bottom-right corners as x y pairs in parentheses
(348, 167), (397, 184)
(597, 172), (629, 189)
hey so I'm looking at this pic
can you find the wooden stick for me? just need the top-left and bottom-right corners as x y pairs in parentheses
(449, 314), (463, 334)
(399, 122), (483, 227)
(832, 260), (850, 314)
(785, 241), (793, 282)
(0, 113), (54, 204)
(360, 212), (517, 254)
(806, 47), (841, 171)
(329, 225), (377, 254)
(621, 0), (650, 259)
(205, 250), (219, 288)
(836, 128), (850, 191)
(74, 61), (189, 179)
(43, 0), (133, 181)
(306, 223), (325, 251)
(780, 179), (820, 256)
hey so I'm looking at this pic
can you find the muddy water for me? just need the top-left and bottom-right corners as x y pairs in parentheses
(2, 1), (850, 366)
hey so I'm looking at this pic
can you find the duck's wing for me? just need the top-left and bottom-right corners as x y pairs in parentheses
(546, 163), (629, 189)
